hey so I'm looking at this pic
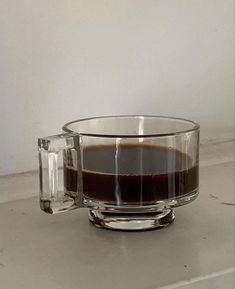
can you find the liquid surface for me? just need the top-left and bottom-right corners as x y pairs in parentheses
(64, 144), (198, 204)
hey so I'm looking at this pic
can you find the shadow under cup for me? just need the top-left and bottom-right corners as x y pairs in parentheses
(39, 116), (199, 231)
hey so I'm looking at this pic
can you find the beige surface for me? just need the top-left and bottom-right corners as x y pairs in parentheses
(0, 160), (234, 289)
(159, 268), (235, 289)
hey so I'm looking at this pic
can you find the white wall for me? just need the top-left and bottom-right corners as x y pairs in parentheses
(0, 0), (234, 175)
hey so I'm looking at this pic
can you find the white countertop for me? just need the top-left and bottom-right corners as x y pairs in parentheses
(0, 140), (234, 289)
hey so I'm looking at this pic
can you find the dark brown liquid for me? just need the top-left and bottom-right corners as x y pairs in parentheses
(64, 144), (198, 204)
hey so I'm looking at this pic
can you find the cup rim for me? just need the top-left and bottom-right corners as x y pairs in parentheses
(62, 115), (200, 138)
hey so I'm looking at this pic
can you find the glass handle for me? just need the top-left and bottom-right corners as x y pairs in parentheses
(38, 133), (83, 214)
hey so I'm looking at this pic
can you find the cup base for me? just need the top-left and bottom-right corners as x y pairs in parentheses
(88, 207), (175, 231)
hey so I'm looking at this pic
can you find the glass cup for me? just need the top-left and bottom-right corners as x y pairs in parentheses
(38, 115), (199, 231)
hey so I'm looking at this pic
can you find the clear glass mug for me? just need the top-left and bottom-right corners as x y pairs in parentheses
(38, 115), (199, 231)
